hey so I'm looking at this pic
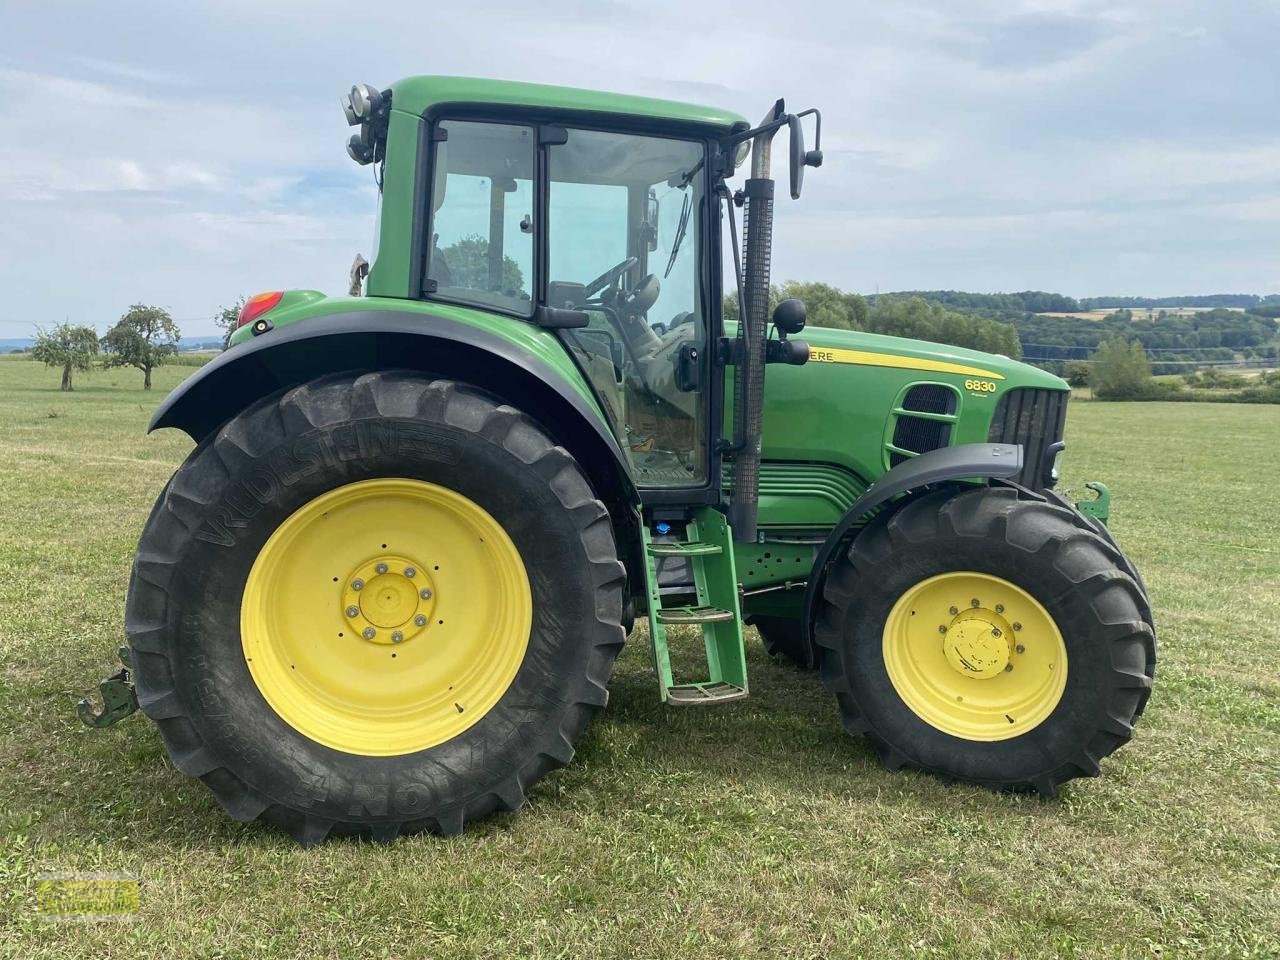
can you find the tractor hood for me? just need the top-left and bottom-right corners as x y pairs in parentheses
(754, 323), (1068, 499)
(798, 324), (1067, 391)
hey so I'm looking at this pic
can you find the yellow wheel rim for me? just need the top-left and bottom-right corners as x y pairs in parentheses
(241, 478), (532, 756)
(882, 572), (1066, 741)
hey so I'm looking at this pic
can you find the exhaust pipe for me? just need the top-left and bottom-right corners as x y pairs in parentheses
(727, 102), (785, 544)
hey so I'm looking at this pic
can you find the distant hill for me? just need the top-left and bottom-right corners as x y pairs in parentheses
(883, 291), (1280, 317)
(0, 336), (224, 353)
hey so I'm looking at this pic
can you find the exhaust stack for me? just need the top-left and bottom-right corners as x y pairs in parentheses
(727, 103), (785, 544)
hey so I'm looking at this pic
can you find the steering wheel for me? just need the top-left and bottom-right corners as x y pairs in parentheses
(584, 257), (639, 299)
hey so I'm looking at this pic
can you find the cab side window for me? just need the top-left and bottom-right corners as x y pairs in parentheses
(426, 121), (535, 314)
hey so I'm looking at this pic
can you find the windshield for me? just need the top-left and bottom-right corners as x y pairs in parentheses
(549, 129), (709, 488)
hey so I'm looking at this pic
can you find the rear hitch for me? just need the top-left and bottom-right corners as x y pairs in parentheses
(1075, 481), (1111, 525)
(77, 646), (139, 729)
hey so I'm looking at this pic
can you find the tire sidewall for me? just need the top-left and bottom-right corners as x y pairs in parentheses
(839, 528), (1116, 785)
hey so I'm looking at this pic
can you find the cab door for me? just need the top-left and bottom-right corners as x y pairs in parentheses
(545, 125), (721, 503)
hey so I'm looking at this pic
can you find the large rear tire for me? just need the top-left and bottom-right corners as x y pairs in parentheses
(814, 484), (1154, 796)
(126, 372), (625, 843)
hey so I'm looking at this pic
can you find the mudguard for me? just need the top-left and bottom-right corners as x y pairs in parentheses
(151, 310), (638, 508)
(797, 442), (1024, 665)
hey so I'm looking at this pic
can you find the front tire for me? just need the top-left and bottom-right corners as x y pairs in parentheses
(126, 372), (625, 843)
(814, 485), (1154, 796)
(753, 615), (815, 669)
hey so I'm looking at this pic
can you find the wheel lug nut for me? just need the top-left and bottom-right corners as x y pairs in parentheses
(1013, 622), (1022, 631)
(991, 627), (1002, 638)
(414, 614), (427, 627)
(1016, 644), (1025, 654)
(949, 606), (958, 616)
(420, 588), (432, 600)
(376, 563), (389, 575)
(1004, 663), (1013, 672)
(995, 604), (1005, 614)
(352, 578), (364, 591)
(938, 625), (948, 634)
(970, 598), (980, 608)
(362, 627), (376, 640)
(391, 631), (404, 644)
(345, 605), (359, 618)
(403, 566), (416, 578)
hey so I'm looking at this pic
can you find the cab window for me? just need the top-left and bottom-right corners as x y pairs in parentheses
(425, 120), (535, 314)
(547, 128), (708, 487)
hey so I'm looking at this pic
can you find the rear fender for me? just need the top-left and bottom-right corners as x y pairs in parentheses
(152, 308), (639, 534)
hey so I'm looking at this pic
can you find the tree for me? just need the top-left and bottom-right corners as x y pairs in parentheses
(1088, 338), (1152, 399)
(32, 323), (99, 391)
(865, 296), (1022, 357)
(101, 304), (181, 390)
(441, 235), (525, 294)
(724, 285), (1020, 356)
(776, 280), (867, 330)
(1063, 360), (1091, 387)
(215, 297), (245, 350)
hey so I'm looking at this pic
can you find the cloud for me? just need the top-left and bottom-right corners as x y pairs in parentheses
(0, 0), (1277, 338)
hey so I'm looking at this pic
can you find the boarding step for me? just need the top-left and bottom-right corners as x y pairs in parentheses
(641, 506), (748, 706)
(655, 605), (735, 625)
(666, 681), (749, 705)
(646, 541), (723, 558)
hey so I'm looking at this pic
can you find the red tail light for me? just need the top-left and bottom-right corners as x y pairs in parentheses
(237, 291), (284, 329)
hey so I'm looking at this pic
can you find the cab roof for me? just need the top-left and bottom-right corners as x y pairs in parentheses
(389, 75), (747, 131)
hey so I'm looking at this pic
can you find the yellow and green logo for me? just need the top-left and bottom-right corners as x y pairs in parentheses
(36, 873), (139, 921)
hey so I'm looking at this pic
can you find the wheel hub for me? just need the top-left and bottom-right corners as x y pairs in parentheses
(240, 478), (531, 756)
(943, 613), (1011, 680)
(881, 571), (1067, 741)
(340, 556), (435, 643)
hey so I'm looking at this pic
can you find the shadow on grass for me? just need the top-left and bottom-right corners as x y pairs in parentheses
(23, 630), (1055, 851)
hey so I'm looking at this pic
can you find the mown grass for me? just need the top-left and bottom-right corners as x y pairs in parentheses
(0, 358), (1276, 959)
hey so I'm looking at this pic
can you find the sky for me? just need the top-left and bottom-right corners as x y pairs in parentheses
(2, 0), (1278, 338)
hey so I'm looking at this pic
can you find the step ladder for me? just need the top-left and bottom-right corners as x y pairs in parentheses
(642, 506), (748, 705)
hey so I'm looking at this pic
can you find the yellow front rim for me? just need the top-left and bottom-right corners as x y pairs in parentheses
(241, 478), (532, 756)
(882, 572), (1067, 741)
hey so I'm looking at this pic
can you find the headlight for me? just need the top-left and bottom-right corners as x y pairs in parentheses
(1045, 441), (1066, 487)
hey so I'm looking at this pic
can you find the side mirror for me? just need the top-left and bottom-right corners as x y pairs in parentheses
(787, 110), (824, 200)
(773, 298), (807, 335)
(788, 115), (805, 200)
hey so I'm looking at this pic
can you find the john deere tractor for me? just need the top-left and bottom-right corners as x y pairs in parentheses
(83, 77), (1155, 844)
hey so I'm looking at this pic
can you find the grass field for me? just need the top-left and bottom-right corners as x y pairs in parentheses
(1, 357), (1277, 959)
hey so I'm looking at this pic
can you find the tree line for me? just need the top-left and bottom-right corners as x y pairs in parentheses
(724, 282), (1022, 358)
(1084, 338), (1280, 404)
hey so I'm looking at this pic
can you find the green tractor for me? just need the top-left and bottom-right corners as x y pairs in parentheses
(83, 77), (1155, 844)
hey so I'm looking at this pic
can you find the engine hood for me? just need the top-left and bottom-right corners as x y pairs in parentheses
(800, 325), (1067, 392)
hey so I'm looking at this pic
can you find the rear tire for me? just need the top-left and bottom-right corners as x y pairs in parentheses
(126, 371), (625, 843)
(814, 484), (1154, 796)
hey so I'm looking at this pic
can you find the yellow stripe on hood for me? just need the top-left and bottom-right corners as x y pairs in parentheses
(806, 346), (1006, 380)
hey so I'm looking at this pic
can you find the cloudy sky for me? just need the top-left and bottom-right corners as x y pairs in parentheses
(3, 0), (1278, 337)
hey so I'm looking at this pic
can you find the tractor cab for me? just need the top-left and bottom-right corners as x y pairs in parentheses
(422, 118), (714, 489)
(345, 77), (821, 533)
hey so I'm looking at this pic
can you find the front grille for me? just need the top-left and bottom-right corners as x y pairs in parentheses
(987, 388), (1069, 489)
